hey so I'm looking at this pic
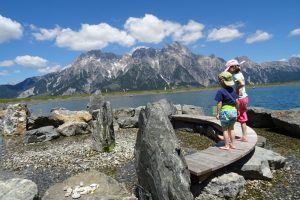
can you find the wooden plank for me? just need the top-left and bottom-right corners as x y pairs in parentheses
(185, 158), (212, 176)
(186, 154), (225, 170)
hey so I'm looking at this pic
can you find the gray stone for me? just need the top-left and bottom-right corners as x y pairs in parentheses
(92, 101), (115, 152)
(135, 101), (193, 200)
(113, 107), (135, 119)
(196, 172), (245, 200)
(237, 146), (286, 180)
(0, 178), (39, 200)
(154, 98), (177, 117)
(2, 103), (30, 136)
(57, 121), (91, 136)
(247, 107), (274, 128)
(27, 115), (64, 130)
(43, 170), (131, 200)
(271, 109), (300, 138)
(24, 126), (60, 144)
(256, 135), (267, 148)
(117, 116), (139, 128)
(86, 90), (105, 115)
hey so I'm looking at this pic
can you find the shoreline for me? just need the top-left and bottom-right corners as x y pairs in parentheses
(1, 81), (300, 104)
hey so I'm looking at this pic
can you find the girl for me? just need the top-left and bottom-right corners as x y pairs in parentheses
(215, 71), (239, 150)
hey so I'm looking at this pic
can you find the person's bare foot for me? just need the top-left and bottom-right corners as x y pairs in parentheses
(219, 146), (230, 150)
(217, 135), (224, 140)
(238, 136), (248, 142)
(229, 144), (236, 149)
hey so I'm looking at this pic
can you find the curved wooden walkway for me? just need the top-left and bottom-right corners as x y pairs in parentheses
(171, 114), (257, 178)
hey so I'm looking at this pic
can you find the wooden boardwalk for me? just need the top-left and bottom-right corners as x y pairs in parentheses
(171, 115), (257, 177)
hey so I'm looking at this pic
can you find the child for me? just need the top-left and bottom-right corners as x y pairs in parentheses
(225, 59), (249, 142)
(215, 71), (239, 150)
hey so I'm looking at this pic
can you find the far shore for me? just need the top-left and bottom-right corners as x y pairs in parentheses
(1, 81), (300, 104)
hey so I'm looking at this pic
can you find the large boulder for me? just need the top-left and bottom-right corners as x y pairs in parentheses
(2, 103), (30, 136)
(86, 90), (105, 115)
(24, 126), (60, 144)
(0, 178), (39, 200)
(92, 101), (115, 152)
(135, 101), (193, 200)
(271, 109), (300, 138)
(247, 107), (274, 128)
(43, 170), (133, 200)
(196, 172), (246, 200)
(57, 121), (91, 137)
(50, 109), (92, 124)
(27, 115), (64, 130)
(236, 146), (286, 180)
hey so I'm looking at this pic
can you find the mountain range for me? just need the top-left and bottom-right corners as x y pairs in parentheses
(1, 42), (300, 99)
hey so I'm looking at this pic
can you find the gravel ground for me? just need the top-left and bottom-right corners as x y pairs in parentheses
(1, 128), (299, 199)
(0, 128), (138, 196)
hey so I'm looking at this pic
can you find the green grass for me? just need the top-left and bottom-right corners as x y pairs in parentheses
(1, 81), (300, 104)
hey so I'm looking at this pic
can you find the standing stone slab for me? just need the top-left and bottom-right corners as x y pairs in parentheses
(135, 102), (193, 200)
(92, 101), (115, 152)
(2, 103), (30, 136)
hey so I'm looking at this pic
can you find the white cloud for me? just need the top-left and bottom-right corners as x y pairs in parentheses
(0, 60), (15, 67)
(125, 14), (204, 45)
(55, 23), (135, 51)
(125, 14), (179, 43)
(0, 15), (23, 43)
(38, 65), (61, 74)
(246, 30), (272, 44)
(289, 28), (300, 36)
(0, 70), (9, 76)
(173, 20), (205, 44)
(32, 26), (61, 41)
(207, 26), (243, 42)
(15, 55), (48, 68)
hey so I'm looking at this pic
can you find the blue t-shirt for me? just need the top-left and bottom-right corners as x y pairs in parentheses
(214, 87), (238, 105)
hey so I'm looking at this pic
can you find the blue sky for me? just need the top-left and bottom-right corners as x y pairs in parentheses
(0, 0), (300, 85)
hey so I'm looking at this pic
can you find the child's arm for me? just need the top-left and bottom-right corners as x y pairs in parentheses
(216, 101), (222, 119)
(235, 99), (240, 116)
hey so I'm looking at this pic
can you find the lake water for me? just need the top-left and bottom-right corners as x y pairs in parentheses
(28, 85), (300, 115)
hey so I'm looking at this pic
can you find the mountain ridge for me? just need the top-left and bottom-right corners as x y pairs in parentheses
(1, 42), (300, 98)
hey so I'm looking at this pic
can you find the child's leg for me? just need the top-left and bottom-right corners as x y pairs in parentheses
(220, 129), (230, 150)
(228, 127), (236, 149)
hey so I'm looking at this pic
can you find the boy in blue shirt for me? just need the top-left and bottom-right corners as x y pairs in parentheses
(215, 71), (239, 150)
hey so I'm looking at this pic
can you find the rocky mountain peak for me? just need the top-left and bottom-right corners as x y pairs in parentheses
(162, 42), (191, 55)
(132, 47), (158, 59)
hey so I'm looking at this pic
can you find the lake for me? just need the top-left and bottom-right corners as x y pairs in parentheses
(28, 85), (300, 115)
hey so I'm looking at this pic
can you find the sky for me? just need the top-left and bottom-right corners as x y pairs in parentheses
(0, 0), (300, 85)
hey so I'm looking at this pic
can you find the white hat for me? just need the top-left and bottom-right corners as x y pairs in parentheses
(224, 59), (245, 72)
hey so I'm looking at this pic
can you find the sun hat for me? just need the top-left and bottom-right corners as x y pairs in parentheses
(224, 59), (245, 72)
(218, 71), (234, 86)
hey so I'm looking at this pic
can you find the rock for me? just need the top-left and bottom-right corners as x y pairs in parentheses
(0, 178), (39, 200)
(50, 109), (92, 124)
(236, 146), (286, 180)
(57, 121), (91, 136)
(135, 101), (193, 200)
(24, 126), (60, 144)
(117, 116), (139, 128)
(43, 170), (131, 200)
(27, 115), (64, 130)
(113, 107), (135, 119)
(174, 104), (182, 114)
(92, 101), (115, 152)
(247, 107), (274, 128)
(87, 90), (105, 115)
(256, 135), (267, 148)
(154, 98), (177, 117)
(196, 172), (246, 200)
(2, 103), (30, 136)
(182, 104), (204, 115)
(271, 109), (300, 138)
